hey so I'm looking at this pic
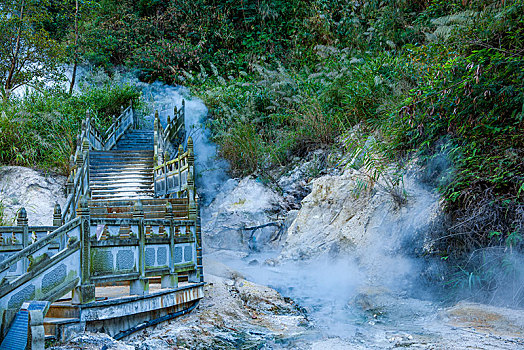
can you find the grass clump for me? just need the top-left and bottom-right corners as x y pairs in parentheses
(0, 80), (141, 173)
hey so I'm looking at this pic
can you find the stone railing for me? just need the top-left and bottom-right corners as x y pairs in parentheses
(87, 199), (200, 295)
(153, 137), (194, 199)
(103, 104), (134, 151)
(62, 102), (135, 224)
(0, 207), (62, 278)
(0, 195), (201, 333)
(153, 100), (185, 167)
(0, 215), (83, 317)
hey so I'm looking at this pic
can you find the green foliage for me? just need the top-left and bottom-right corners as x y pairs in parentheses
(0, 0), (67, 99)
(0, 82), (141, 172)
(185, 0), (524, 260)
(80, 0), (316, 81)
(445, 247), (524, 305)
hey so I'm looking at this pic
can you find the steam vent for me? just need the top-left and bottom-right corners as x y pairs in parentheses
(0, 102), (204, 348)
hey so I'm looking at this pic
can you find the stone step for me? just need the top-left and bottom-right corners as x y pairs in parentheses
(43, 317), (80, 339)
(90, 163), (154, 168)
(90, 150), (153, 154)
(91, 189), (154, 196)
(0, 309), (28, 350)
(91, 194), (155, 200)
(89, 162), (154, 168)
(114, 147), (154, 151)
(91, 185), (154, 191)
(90, 176), (154, 183)
(45, 303), (80, 319)
(90, 175), (153, 182)
(90, 170), (154, 177)
(89, 153), (153, 158)
(117, 137), (153, 141)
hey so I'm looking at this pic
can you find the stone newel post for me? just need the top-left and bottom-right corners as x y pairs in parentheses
(18, 208), (29, 272)
(130, 200), (149, 295)
(53, 203), (62, 227)
(72, 196), (95, 304)
(162, 202), (178, 289)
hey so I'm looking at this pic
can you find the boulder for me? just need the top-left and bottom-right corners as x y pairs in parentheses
(280, 166), (441, 285)
(0, 166), (66, 226)
(202, 178), (283, 251)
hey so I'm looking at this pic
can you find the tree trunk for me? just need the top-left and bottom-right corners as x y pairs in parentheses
(5, 0), (25, 98)
(69, 0), (79, 94)
(69, 61), (78, 94)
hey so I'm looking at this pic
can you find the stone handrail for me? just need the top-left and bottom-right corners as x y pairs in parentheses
(0, 217), (81, 279)
(103, 104), (134, 150)
(0, 195), (201, 321)
(153, 100), (185, 167)
(153, 138), (194, 199)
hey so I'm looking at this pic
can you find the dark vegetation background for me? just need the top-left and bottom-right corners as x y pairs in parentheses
(0, 0), (523, 302)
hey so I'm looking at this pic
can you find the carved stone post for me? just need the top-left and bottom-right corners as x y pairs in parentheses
(72, 197), (95, 304)
(187, 170), (196, 222)
(187, 171), (199, 284)
(66, 172), (74, 197)
(27, 309), (45, 350)
(162, 202), (178, 289)
(130, 200), (149, 295)
(76, 135), (83, 169)
(178, 144), (184, 197)
(154, 111), (160, 165)
(53, 203), (64, 248)
(195, 195), (203, 282)
(82, 136), (90, 196)
(17, 208), (29, 271)
(85, 111), (91, 139)
(53, 203), (62, 227)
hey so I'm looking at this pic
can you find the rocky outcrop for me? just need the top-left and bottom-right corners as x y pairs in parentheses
(202, 178), (284, 251)
(280, 167), (441, 262)
(0, 166), (66, 226)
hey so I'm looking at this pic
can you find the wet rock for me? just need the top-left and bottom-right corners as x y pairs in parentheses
(0, 166), (66, 226)
(128, 270), (307, 349)
(203, 255), (245, 280)
(49, 332), (134, 350)
(350, 286), (391, 316)
(277, 150), (328, 208)
(202, 178), (283, 251)
(442, 301), (524, 338)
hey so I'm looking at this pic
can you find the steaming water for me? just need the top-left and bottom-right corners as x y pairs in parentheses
(206, 249), (443, 348)
(135, 82), (229, 205)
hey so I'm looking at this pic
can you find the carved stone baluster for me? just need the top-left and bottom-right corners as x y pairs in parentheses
(195, 195), (203, 282)
(18, 209), (28, 259)
(130, 200), (149, 295)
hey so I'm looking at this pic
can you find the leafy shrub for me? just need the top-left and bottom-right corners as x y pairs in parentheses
(0, 82), (141, 172)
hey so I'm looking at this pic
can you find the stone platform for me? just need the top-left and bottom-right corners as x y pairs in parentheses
(44, 282), (204, 342)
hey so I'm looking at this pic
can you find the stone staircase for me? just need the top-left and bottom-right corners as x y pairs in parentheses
(43, 303), (80, 342)
(89, 129), (154, 200)
(0, 102), (203, 348)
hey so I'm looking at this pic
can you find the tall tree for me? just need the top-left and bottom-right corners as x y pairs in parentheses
(69, 0), (79, 93)
(0, 0), (63, 100)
